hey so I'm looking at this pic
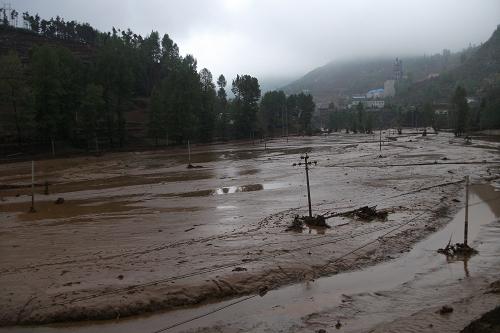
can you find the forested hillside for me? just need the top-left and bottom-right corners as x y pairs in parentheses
(283, 48), (477, 104)
(397, 26), (500, 103)
(0, 11), (316, 155)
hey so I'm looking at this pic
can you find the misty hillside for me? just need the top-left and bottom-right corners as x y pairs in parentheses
(397, 25), (500, 104)
(283, 46), (477, 105)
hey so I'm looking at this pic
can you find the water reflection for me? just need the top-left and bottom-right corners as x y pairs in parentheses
(215, 184), (264, 194)
(177, 183), (285, 197)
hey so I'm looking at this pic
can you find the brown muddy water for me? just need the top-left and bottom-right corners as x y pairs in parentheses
(5, 183), (499, 333)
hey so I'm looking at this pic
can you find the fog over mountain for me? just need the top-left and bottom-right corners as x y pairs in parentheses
(14, 0), (500, 89)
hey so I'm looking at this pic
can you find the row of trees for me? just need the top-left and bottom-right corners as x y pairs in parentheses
(23, 12), (99, 44)
(260, 91), (315, 136)
(328, 103), (376, 134)
(0, 12), (316, 153)
(1, 8), (18, 27)
(327, 85), (495, 136)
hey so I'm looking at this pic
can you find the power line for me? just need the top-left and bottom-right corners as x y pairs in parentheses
(326, 161), (498, 168)
(44, 189), (497, 310)
(21, 178), (489, 303)
(150, 194), (500, 333)
(150, 295), (258, 333)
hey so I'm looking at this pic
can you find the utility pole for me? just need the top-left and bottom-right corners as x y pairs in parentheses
(30, 161), (36, 213)
(379, 128), (382, 151)
(293, 153), (317, 217)
(281, 104), (285, 137)
(286, 107), (291, 143)
(95, 135), (99, 154)
(51, 138), (55, 157)
(464, 175), (469, 246)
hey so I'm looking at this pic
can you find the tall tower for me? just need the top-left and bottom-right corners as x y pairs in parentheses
(393, 58), (403, 81)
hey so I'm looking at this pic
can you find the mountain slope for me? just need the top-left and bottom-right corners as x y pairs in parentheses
(283, 47), (477, 105)
(397, 25), (500, 104)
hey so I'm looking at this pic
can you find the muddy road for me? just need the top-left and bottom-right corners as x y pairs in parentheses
(0, 132), (499, 330)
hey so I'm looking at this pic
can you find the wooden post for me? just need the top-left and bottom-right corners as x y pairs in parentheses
(188, 140), (191, 165)
(464, 175), (469, 246)
(30, 161), (36, 213)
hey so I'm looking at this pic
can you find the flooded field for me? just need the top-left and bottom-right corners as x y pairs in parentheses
(1, 132), (499, 332)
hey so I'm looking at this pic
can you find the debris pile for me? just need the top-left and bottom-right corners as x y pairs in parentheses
(437, 242), (478, 258)
(232, 267), (247, 272)
(187, 164), (204, 169)
(339, 206), (389, 222)
(286, 215), (305, 231)
(286, 215), (330, 231)
(438, 305), (454, 315)
(303, 215), (329, 227)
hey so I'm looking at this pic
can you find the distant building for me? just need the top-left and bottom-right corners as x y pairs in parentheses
(348, 96), (384, 110)
(466, 96), (480, 108)
(384, 80), (396, 97)
(348, 95), (366, 109)
(366, 88), (384, 99)
(364, 100), (385, 109)
(393, 58), (403, 81)
(435, 109), (448, 116)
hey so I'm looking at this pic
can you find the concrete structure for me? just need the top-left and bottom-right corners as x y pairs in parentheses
(348, 95), (366, 109)
(466, 96), (480, 108)
(384, 80), (396, 97)
(435, 109), (448, 116)
(393, 58), (403, 81)
(348, 97), (384, 110)
(364, 100), (385, 109)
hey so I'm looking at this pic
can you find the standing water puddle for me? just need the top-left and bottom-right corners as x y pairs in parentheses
(176, 183), (286, 197)
(4, 184), (500, 333)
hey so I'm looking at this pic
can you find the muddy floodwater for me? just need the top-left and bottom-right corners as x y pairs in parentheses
(0, 132), (499, 332)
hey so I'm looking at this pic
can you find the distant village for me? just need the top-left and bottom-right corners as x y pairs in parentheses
(315, 57), (481, 130)
(316, 58), (403, 115)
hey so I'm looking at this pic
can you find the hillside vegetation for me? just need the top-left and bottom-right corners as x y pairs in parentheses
(0, 12), (316, 155)
(283, 47), (476, 104)
(397, 26), (500, 104)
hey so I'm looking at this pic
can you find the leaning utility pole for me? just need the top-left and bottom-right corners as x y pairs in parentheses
(293, 153), (317, 217)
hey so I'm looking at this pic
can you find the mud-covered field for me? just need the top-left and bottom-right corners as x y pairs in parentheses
(0, 131), (499, 330)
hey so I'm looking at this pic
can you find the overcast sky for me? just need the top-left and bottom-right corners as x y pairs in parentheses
(13, 0), (500, 86)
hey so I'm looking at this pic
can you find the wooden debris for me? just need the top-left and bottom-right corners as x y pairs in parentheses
(285, 215), (305, 231)
(232, 267), (247, 272)
(286, 215), (330, 231)
(437, 242), (478, 258)
(438, 305), (453, 315)
(187, 164), (204, 169)
(327, 206), (389, 222)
